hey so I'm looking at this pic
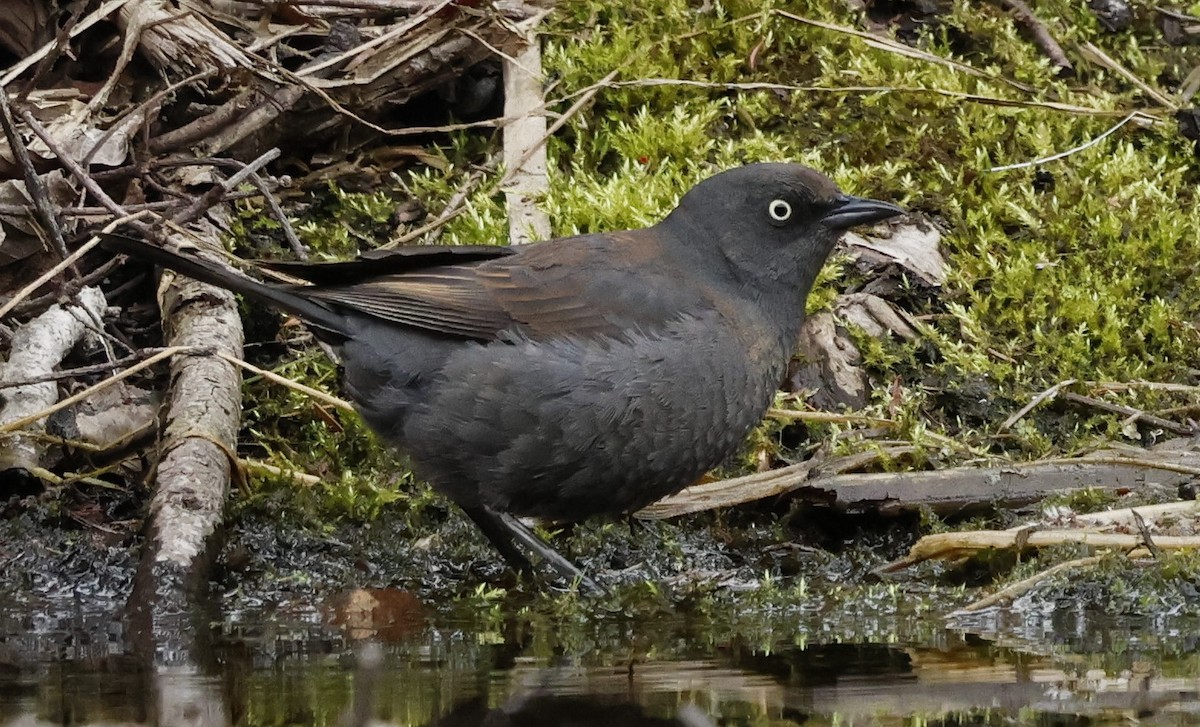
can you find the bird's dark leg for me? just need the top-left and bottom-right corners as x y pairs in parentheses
(460, 505), (602, 595)
(460, 505), (535, 576)
(495, 511), (602, 594)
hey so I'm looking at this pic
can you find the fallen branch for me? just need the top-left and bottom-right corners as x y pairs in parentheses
(0, 287), (108, 470)
(128, 229), (244, 628)
(950, 555), (1106, 613)
(1060, 391), (1195, 436)
(501, 19), (551, 245)
(643, 444), (1200, 519)
(637, 446), (914, 519)
(991, 0), (1074, 76)
(883, 529), (1200, 572)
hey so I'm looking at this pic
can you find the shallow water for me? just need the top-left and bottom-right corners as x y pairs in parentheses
(5, 590), (1200, 727)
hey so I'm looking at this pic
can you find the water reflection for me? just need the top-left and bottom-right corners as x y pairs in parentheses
(5, 595), (1200, 726)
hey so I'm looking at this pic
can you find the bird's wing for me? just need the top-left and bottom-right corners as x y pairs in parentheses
(261, 244), (515, 284)
(301, 231), (685, 341)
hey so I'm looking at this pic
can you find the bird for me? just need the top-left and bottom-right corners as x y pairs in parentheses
(102, 163), (903, 589)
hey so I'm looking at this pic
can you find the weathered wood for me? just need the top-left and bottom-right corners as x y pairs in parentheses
(797, 455), (1197, 516)
(641, 446), (1200, 519)
(0, 287), (107, 470)
(126, 231), (243, 664)
(502, 25), (551, 244)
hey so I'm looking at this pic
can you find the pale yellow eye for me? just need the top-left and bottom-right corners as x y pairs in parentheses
(768, 199), (792, 222)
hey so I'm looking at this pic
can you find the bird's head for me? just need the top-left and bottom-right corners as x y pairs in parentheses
(664, 163), (903, 296)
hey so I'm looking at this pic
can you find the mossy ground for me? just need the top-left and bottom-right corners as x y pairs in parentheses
(219, 0), (1200, 615)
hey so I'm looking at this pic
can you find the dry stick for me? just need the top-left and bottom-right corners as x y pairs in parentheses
(1073, 500), (1200, 526)
(295, 0), (453, 78)
(908, 530), (1200, 565)
(240, 458), (323, 487)
(768, 408), (893, 426)
(1080, 42), (1177, 110)
(199, 86), (305, 157)
(0, 346), (181, 390)
(501, 20), (552, 246)
(1059, 391), (1195, 436)
(0, 346), (192, 436)
(11, 256), (124, 320)
(215, 352), (355, 413)
(407, 156), (499, 247)
(170, 148), (281, 225)
(611, 78), (1146, 119)
(775, 9), (1034, 93)
(27, 465), (127, 491)
(987, 113), (1144, 172)
(0, 0), (133, 87)
(950, 556), (1106, 614)
(16, 109), (135, 223)
(509, 68), (619, 186)
(389, 69), (620, 247)
(770, 406), (988, 458)
(459, 26), (545, 78)
(149, 88), (256, 153)
(998, 379), (1076, 432)
(253, 0), (466, 11)
(18, 4), (81, 101)
(1043, 453), (1200, 477)
(82, 70), (216, 168)
(245, 170), (306, 258)
(0, 212), (152, 321)
(1131, 509), (1162, 559)
(0, 190), (263, 219)
(0, 89), (71, 265)
(992, 0), (1074, 75)
(1090, 380), (1200, 395)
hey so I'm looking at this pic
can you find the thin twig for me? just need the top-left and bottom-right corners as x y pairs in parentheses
(1059, 391), (1196, 435)
(768, 408), (893, 426)
(26, 465), (128, 491)
(1089, 380), (1200, 395)
(247, 171), (306, 258)
(998, 379), (1076, 432)
(0, 346), (180, 390)
(0, 212), (151, 321)
(240, 458), (324, 487)
(0, 346), (193, 436)
(149, 88), (256, 154)
(295, 0), (453, 78)
(1131, 509), (1162, 559)
(1080, 41), (1177, 110)
(987, 113), (1143, 172)
(82, 70), (216, 168)
(215, 351), (355, 413)
(0, 89), (71, 265)
(0, 0), (133, 87)
(398, 156), (499, 247)
(170, 148), (281, 225)
(11, 255), (125, 319)
(16, 108), (133, 222)
(607, 78), (1152, 119)
(950, 556), (1105, 614)
(992, 0), (1074, 75)
(1042, 454), (1200, 477)
(776, 9), (1034, 93)
(506, 68), (619, 188)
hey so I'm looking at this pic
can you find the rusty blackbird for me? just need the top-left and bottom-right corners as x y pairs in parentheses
(102, 163), (902, 587)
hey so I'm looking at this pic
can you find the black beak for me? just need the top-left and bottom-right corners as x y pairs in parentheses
(822, 195), (905, 230)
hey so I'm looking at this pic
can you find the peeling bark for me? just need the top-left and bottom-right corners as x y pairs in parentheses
(502, 27), (551, 244)
(127, 235), (243, 658)
(0, 286), (107, 471)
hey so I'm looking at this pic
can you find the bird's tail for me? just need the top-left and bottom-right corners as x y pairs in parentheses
(100, 233), (351, 341)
